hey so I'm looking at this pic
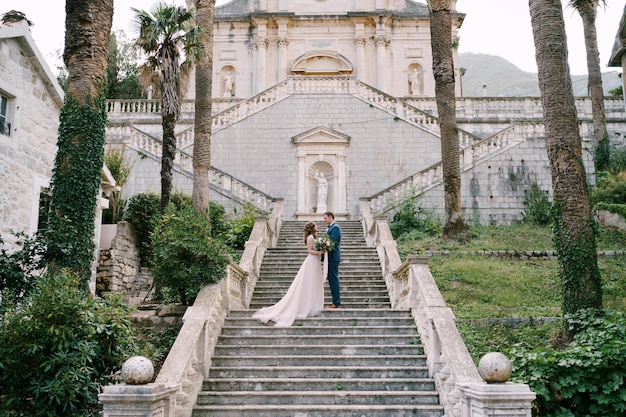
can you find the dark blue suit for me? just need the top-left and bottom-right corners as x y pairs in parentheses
(326, 222), (341, 306)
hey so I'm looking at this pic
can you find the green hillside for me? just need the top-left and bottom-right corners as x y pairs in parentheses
(459, 52), (622, 97)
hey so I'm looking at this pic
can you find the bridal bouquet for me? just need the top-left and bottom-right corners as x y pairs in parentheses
(314, 235), (335, 251)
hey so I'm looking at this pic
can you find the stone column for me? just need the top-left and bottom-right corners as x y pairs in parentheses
(375, 36), (387, 91)
(256, 38), (268, 93)
(277, 38), (289, 84)
(337, 154), (348, 214)
(457, 382), (536, 417)
(354, 37), (366, 82)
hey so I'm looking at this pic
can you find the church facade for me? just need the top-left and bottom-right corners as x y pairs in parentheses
(108, 0), (622, 224)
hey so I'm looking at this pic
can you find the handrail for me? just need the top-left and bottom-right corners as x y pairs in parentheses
(106, 125), (276, 214)
(360, 202), (535, 416)
(100, 201), (283, 417)
(363, 122), (529, 216)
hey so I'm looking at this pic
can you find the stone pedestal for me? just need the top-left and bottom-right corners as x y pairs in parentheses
(457, 381), (536, 417)
(99, 383), (178, 417)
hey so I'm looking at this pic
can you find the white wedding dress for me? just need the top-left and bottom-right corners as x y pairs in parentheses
(252, 234), (324, 327)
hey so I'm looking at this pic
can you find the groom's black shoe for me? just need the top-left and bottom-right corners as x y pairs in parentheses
(327, 304), (341, 309)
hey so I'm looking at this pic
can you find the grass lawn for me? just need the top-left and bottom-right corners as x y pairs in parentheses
(395, 224), (626, 362)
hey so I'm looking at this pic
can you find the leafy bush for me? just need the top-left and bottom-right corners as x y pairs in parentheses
(122, 192), (160, 266)
(389, 199), (443, 240)
(510, 309), (626, 417)
(0, 271), (139, 417)
(0, 232), (47, 308)
(593, 171), (626, 206)
(224, 203), (258, 250)
(151, 204), (229, 305)
(209, 201), (228, 239)
(522, 182), (552, 226)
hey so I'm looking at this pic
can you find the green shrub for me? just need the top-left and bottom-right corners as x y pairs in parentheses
(151, 204), (229, 305)
(510, 309), (626, 417)
(593, 172), (626, 205)
(209, 201), (228, 239)
(0, 271), (139, 417)
(224, 203), (258, 250)
(122, 192), (160, 266)
(608, 147), (626, 175)
(0, 232), (46, 308)
(522, 182), (552, 226)
(389, 200), (442, 239)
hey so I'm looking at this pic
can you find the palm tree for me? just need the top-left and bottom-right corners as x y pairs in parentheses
(568, 0), (610, 171)
(192, 0), (216, 214)
(132, 2), (201, 211)
(45, 0), (114, 289)
(428, 0), (471, 242)
(529, 0), (602, 322)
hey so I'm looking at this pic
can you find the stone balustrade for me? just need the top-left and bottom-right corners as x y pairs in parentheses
(105, 126), (276, 214)
(106, 82), (624, 126)
(360, 201), (536, 417)
(364, 121), (547, 216)
(99, 202), (283, 417)
(406, 96), (624, 121)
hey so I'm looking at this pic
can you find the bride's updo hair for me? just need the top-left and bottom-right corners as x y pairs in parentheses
(303, 221), (317, 243)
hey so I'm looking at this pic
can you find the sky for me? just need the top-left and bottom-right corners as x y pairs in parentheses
(1, 0), (623, 75)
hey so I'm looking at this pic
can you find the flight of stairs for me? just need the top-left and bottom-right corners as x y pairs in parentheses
(192, 221), (444, 417)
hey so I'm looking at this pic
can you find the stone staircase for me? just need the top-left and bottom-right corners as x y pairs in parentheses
(192, 221), (444, 417)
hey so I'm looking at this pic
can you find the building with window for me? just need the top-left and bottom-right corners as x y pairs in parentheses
(0, 20), (63, 248)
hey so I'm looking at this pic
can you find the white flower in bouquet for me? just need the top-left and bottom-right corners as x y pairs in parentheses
(313, 235), (335, 251)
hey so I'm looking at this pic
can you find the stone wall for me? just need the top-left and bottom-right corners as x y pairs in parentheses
(0, 32), (61, 248)
(97, 222), (152, 303)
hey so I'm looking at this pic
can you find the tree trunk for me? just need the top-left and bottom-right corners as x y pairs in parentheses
(45, 0), (113, 289)
(577, 1), (609, 171)
(529, 0), (602, 318)
(159, 48), (181, 212)
(192, 0), (216, 214)
(429, 0), (470, 242)
(160, 113), (177, 212)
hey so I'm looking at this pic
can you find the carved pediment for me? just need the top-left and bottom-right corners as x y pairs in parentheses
(292, 126), (351, 146)
(291, 51), (353, 75)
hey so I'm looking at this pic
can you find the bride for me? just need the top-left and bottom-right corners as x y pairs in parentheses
(252, 221), (325, 327)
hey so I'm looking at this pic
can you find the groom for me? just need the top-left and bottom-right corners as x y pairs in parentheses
(323, 211), (341, 308)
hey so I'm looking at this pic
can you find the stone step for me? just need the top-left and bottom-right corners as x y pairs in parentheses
(224, 316), (412, 327)
(210, 354), (427, 367)
(216, 334), (419, 346)
(208, 365), (430, 379)
(253, 280), (387, 287)
(252, 291), (387, 299)
(227, 308), (410, 318)
(192, 404), (444, 417)
(198, 390), (439, 405)
(248, 301), (391, 309)
(220, 325), (417, 336)
(202, 378), (437, 393)
(251, 291), (389, 300)
(212, 344), (425, 356)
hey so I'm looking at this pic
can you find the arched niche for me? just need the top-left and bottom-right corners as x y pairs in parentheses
(291, 51), (354, 76)
(407, 63), (424, 96)
(220, 65), (236, 97)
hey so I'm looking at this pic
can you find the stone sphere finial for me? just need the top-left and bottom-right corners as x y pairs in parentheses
(478, 352), (512, 383)
(121, 356), (154, 385)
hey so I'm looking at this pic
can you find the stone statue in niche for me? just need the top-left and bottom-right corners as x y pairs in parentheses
(409, 68), (421, 95)
(316, 171), (327, 212)
(224, 72), (234, 97)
